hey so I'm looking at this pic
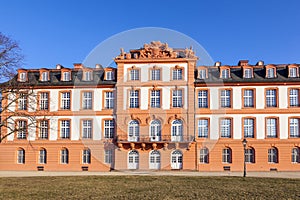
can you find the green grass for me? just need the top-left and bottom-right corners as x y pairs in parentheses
(0, 176), (299, 199)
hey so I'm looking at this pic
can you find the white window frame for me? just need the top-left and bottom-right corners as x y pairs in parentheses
(129, 90), (139, 108)
(222, 148), (232, 163)
(243, 68), (253, 78)
(244, 118), (254, 138)
(104, 120), (115, 139)
(220, 118), (231, 138)
(267, 68), (275, 78)
(17, 149), (25, 164)
(82, 149), (91, 164)
(82, 92), (93, 110)
(292, 148), (300, 163)
(268, 148), (278, 163)
(105, 149), (113, 164)
(172, 89), (183, 108)
(266, 118), (277, 138)
(243, 89), (254, 107)
(150, 120), (161, 141)
(39, 92), (49, 110)
(172, 68), (183, 80)
(198, 119), (208, 138)
(198, 69), (207, 79)
(128, 120), (139, 141)
(41, 72), (48, 81)
(221, 69), (230, 79)
(105, 91), (114, 109)
(289, 67), (298, 78)
(60, 149), (69, 164)
(289, 89), (299, 107)
(171, 119), (183, 142)
(39, 149), (47, 164)
(150, 90), (161, 108)
(130, 69), (139, 81)
(18, 93), (27, 110)
(17, 120), (27, 139)
(61, 92), (70, 110)
(63, 71), (71, 81)
(289, 118), (300, 138)
(266, 89), (277, 107)
(199, 148), (209, 163)
(39, 120), (48, 139)
(60, 120), (70, 139)
(220, 90), (231, 108)
(151, 69), (161, 80)
(82, 120), (92, 139)
(19, 72), (26, 82)
(245, 148), (255, 163)
(198, 90), (208, 108)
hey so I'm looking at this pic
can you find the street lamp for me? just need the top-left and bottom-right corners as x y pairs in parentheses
(242, 138), (248, 177)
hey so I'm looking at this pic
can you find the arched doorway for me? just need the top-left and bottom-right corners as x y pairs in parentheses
(171, 150), (183, 169)
(128, 150), (139, 169)
(149, 150), (161, 169)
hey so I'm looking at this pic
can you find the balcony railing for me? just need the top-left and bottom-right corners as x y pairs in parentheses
(116, 135), (194, 143)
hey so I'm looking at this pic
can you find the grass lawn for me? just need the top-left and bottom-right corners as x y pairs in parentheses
(0, 176), (299, 199)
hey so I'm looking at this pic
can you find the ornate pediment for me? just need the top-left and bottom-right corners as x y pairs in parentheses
(115, 41), (198, 60)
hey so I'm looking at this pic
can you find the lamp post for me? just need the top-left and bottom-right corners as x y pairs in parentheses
(242, 138), (247, 177)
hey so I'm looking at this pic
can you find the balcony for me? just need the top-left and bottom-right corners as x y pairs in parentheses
(116, 135), (195, 143)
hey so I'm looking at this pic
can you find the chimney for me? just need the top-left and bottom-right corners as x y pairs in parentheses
(56, 64), (62, 69)
(238, 60), (249, 66)
(73, 63), (84, 69)
(95, 64), (102, 69)
(215, 61), (221, 67)
(257, 60), (264, 66)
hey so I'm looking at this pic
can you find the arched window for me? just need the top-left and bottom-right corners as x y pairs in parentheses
(245, 148), (255, 163)
(149, 150), (161, 169)
(61, 148), (69, 164)
(292, 147), (300, 163)
(222, 148), (232, 163)
(268, 147), (278, 163)
(128, 150), (139, 169)
(17, 148), (25, 164)
(150, 120), (161, 141)
(171, 119), (183, 142)
(200, 148), (209, 163)
(82, 148), (91, 164)
(39, 148), (47, 164)
(171, 150), (183, 169)
(128, 120), (139, 141)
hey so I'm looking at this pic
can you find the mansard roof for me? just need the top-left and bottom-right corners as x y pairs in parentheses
(195, 64), (300, 84)
(1, 67), (116, 88)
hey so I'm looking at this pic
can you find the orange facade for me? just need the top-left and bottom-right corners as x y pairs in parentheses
(1, 41), (300, 172)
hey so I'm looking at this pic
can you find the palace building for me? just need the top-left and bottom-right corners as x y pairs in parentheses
(0, 41), (300, 172)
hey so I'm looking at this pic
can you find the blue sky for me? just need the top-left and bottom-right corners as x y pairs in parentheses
(1, 0), (300, 69)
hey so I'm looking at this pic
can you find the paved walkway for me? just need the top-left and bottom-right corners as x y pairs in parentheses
(0, 171), (300, 179)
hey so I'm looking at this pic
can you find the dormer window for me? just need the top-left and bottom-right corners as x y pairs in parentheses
(243, 68), (253, 78)
(198, 69), (207, 79)
(266, 67), (276, 78)
(289, 66), (298, 78)
(105, 71), (114, 81)
(41, 71), (49, 81)
(84, 71), (92, 81)
(221, 68), (230, 79)
(19, 72), (27, 82)
(62, 71), (71, 81)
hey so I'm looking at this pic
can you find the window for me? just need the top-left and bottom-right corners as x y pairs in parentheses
(39, 92), (49, 110)
(18, 93), (27, 110)
(60, 148), (69, 164)
(220, 90), (231, 108)
(82, 120), (92, 139)
(289, 67), (298, 78)
(172, 68), (183, 80)
(128, 120), (139, 141)
(104, 120), (114, 139)
(221, 69), (230, 79)
(19, 72), (27, 82)
(172, 89), (183, 108)
(105, 71), (114, 80)
(268, 148), (278, 163)
(150, 120), (161, 141)
(220, 118), (231, 138)
(39, 149), (47, 164)
(17, 120), (27, 139)
(198, 69), (207, 79)
(82, 149), (91, 164)
(198, 119), (208, 138)
(243, 68), (253, 78)
(151, 69), (161, 80)
(60, 92), (70, 110)
(245, 148), (255, 163)
(266, 68), (275, 78)
(39, 120), (48, 139)
(198, 90), (208, 108)
(41, 72), (48, 81)
(289, 118), (300, 138)
(243, 118), (254, 138)
(62, 71), (71, 81)
(82, 91), (93, 110)
(60, 120), (70, 139)
(292, 148), (300, 163)
(104, 91), (114, 109)
(150, 90), (161, 108)
(289, 89), (299, 107)
(266, 89), (277, 107)
(266, 118), (278, 138)
(17, 149), (25, 164)
(105, 149), (113, 164)
(243, 89), (254, 108)
(199, 148), (209, 163)
(129, 90), (139, 108)
(84, 71), (92, 81)
(222, 148), (232, 163)
(129, 69), (139, 81)
(171, 119), (183, 141)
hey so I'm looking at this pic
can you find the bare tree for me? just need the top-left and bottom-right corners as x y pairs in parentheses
(0, 32), (23, 80)
(0, 32), (44, 143)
